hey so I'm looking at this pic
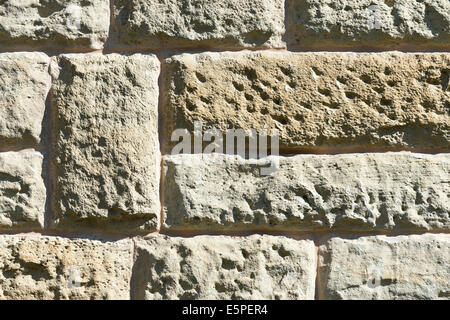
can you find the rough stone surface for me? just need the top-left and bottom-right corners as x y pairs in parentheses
(113, 0), (285, 49)
(0, 152), (45, 229)
(0, 0), (110, 50)
(286, 0), (450, 49)
(163, 51), (450, 153)
(52, 53), (160, 231)
(0, 52), (50, 149)
(163, 153), (450, 231)
(132, 235), (316, 300)
(318, 234), (450, 300)
(0, 235), (132, 299)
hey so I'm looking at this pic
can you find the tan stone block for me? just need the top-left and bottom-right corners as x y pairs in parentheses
(0, 151), (45, 229)
(0, 52), (51, 149)
(113, 0), (285, 49)
(0, 235), (132, 300)
(163, 153), (450, 231)
(0, 0), (110, 50)
(318, 234), (450, 300)
(52, 53), (160, 231)
(163, 51), (449, 153)
(286, 0), (450, 50)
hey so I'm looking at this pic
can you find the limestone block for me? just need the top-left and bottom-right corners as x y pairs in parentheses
(0, 52), (51, 149)
(318, 234), (450, 300)
(0, 0), (110, 50)
(163, 153), (450, 231)
(0, 151), (45, 229)
(0, 235), (132, 299)
(113, 0), (285, 49)
(286, 0), (450, 49)
(132, 235), (316, 300)
(163, 51), (450, 153)
(52, 53), (160, 231)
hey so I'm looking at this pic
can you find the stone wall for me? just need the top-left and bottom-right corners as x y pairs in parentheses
(0, 0), (448, 300)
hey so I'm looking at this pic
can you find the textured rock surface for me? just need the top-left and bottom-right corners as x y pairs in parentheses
(52, 53), (160, 231)
(132, 235), (316, 300)
(0, 0), (110, 50)
(286, 0), (450, 49)
(0, 152), (45, 229)
(163, 51), (450, 153)
(0, 52), (50, 149)
(318, 234), (450, 300)
(163, 153), (450, 231)
(0, 235), (132, 299)
(113, 0), (285, 49)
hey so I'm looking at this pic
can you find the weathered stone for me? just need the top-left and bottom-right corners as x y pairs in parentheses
(0, 151), (45, 229)
(0, 0), (110, 50)
(163, 153), (450, 231)
(132, 235), (316, 300)
(51, 53), (160, 231)
(113, 0), (285, 49)
(286, 0), (450, 49)
(0, 52), (50, 149)
(0, 235), (132, 299)
(163, 51), (450, 153)
(318, 234), (450, 300)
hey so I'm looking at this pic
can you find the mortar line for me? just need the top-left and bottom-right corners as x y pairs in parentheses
(0, 229), (448, 240)
(129, 236), (136, 300)
(314, 239), (320, 300)
(1, 46), (450, 55)
(43, 59), (54, 230)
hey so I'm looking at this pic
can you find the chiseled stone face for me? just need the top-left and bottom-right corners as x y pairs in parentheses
(163, 153), (450, 232)
(0, 0), (110, 50)
(318, 234), (450, 300)
(286, 0), (450, 49)
(0, 235), (132, 300)
(132, 235), (316, 300)
(0, 52), (51, 149)
(52, 53), (160, 232)
(113, 0), (285, 49)
(162, 51), (450, 153)
(0, 151), (45, 230)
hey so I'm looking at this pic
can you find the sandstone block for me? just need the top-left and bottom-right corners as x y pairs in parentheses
(132, 235), (316, 300)
(286, 0), (450, 49)
(318, 234), (450, 300)
(0, 52), (51, 149)
(0, 0), (110, 50)
(163, 153), (450, 231)
(52, 53), (160, 231)
(163, 51), (450, 153)
(0, 235), (132, 299)
(113, 0), (285, 49)
(0, 151), (45, 229)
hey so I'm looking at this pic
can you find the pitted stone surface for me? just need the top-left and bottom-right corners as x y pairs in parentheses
(0, 235), (132, 300)
(0, 0), (110, 50)
(0, 52), (50, 149)
(113, 0), (285, 49)
(52, 53), (160, 231)
(132, 235), (316, 300)
(286, 0), (450, 49)
(163, 153), (450, 231)
(163, 51), (450, 153)
(0, 152), (45, 230)
(318, 234), (450, 300)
